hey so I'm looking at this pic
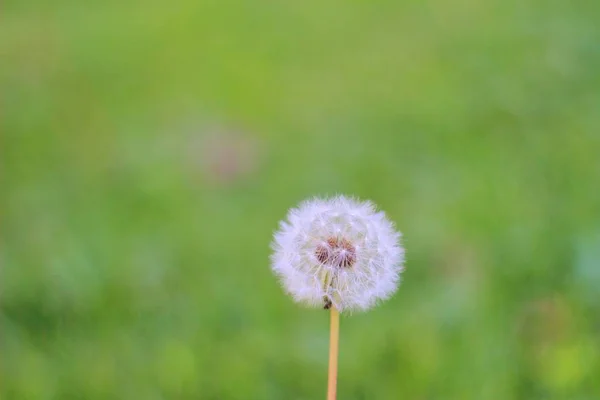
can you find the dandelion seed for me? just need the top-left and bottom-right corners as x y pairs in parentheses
(271, 195), (405, 312)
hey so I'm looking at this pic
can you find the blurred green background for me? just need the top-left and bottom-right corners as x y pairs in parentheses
(2, 1), (600, 399)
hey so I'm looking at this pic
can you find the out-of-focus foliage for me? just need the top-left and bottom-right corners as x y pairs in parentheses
(2, 1), (599, 399)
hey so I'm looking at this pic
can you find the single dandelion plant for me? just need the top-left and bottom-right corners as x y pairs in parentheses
(271, 195), (405, 400)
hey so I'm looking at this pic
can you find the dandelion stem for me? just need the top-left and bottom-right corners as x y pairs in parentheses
(327, 306), (339, 400)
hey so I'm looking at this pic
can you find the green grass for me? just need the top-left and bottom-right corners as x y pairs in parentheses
(2, 1), (600, 398)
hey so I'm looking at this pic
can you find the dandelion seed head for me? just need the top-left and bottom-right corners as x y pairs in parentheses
(270, 195), (405, 312)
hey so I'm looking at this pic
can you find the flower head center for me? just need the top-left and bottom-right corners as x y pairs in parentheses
(315, 237), (357, 268)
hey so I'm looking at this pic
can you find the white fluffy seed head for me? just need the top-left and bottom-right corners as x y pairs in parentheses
(270, 195), (405, 312)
